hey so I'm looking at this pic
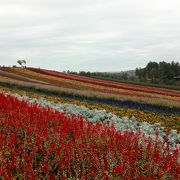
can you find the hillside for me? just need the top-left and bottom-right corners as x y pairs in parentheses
(0, 66), (179, 178)
(0, 66), (179, 130)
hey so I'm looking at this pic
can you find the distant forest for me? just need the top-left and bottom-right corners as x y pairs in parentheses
(69, 61), (180, 86)
(135, 61), (180, 84)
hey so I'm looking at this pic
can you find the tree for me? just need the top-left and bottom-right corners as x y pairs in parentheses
(17, 60), (26, 68)
(121, 72), (128, 80)
(146, 61), (158, 82)
(135, 68), (147, 81)
(136, 61), (180, 85)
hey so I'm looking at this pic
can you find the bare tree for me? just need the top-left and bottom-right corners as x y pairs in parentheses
(17, 60), (26, 68)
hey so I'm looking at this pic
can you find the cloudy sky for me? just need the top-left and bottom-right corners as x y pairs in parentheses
(0, 0), (180, 72)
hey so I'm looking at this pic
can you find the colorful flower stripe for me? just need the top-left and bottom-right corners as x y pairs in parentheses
(1, 68), (156, 98)
(0, 67), (17, 73)
(0, 69), (48, 85)
(0, 86), (179, 132)
(29, 67), (180, 97)
(0, 71), (32, 83)
(0, 93), (179, 179)
(10, 92), (180, 149)
(2, 67), (178, 102)
(2, 67), (180, 108)
(0, 79), (179, 115)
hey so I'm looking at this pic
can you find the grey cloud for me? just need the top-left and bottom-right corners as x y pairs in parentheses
(0, 0), (180, 71)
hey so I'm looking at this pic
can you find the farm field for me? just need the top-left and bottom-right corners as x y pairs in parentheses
(0, 67), (179, 178)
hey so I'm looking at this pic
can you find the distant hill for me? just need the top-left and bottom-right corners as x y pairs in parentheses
(117, 70), (135, 76)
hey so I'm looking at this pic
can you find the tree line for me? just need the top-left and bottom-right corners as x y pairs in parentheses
(68, 61), (180, 86)
(68, 70), (135, 81)
(135, 61), (180, 84)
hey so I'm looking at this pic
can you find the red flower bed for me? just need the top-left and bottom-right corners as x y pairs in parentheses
(28, 68), (180, 97)
(0, 93), (179, 179)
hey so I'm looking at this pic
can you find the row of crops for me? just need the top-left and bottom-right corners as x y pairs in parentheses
(0, 67), (179, 178)
(7, 92), (180, 149)
(0, 86), (179, 131)
(0, 92), (179, 179)
(0, 67), (180, 109)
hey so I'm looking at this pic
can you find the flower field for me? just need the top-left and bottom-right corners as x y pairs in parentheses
(0, 86), (180, 131)
(0, 67), (180, 109)
(7, 92), (179, 147)
(0, 93), (179, 179)
(28, 67), (180, 97)
(0, 67), (179, 178)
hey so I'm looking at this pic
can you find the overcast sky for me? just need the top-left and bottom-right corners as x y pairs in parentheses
(0, 0), (180, 72)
